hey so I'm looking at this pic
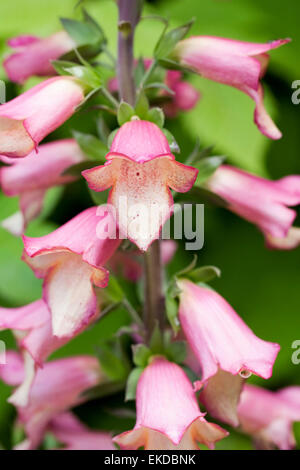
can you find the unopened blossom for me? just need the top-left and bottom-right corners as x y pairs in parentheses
(23, 206), (120, 338)
(48, 412), (115, 450)
(238, 384), (300, 450)
(205, 165), (300, 250)
(178, 279), (280, 426)
(174, 36), (290, 139)
(0, 76), (85, 158)
(0, 298), (101, 406)
(114, 356), (227, 450)
(0, 351), (104, 450)
(83, 120), (198, 251)
(4, 32), (75, 84)
(109, 240), (177, 282)
(0, 139), (86, 235)
(163, 70), (200, 118)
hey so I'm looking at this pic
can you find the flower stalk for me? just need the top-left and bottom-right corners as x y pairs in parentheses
(117, 0), (142, 105)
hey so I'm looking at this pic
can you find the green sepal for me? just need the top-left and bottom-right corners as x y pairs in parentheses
(154, 19), (195, 60)
(125, 367), (144, 401)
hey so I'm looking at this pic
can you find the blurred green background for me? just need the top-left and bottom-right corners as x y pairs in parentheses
(0, 0), (300, 450)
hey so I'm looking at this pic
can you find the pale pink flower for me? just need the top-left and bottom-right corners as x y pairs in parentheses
(4, 32), (75, 84)
(238, 384), (300, 449)
(0, 77), (85, 158)
(114, 356), (227, 450)
(23, 207), (120, 338)
(205, 165), (300, 250)
(0, 298), (102, 406)
(174, 36), (290, 139)
(82, 120), (198, 251)
(0, 351), (103, 450)
(178, 279), (280, 426)
(0, 139), (86, 235)
(48, 412), (115, 450)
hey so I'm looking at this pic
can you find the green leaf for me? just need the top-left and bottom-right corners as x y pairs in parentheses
(184, 265), (221, 283)
(64, 65), (102, 89)
(134, 57), (146, 87)
(60, 16), (104, 47)
(132, 344), (152, 367)
(147, 107), (165, 128)
(144, 82), (175, 95)
(154, 20), (195, 60)
(195, 156), (226, 185)
(72, 130), (107, 161)
(125, 367), (143, 401)
(162, 128), (180, 153)
(165, 340), (187, 364)
(134, 91), (149, 119)
(149, 323), (164, 354)
(97, 339), (129, 382)
(117, 101), (135, 126)
(103, 275), (125, 303)
(51, 59), (78, 76)
(165, 293), (180, 334)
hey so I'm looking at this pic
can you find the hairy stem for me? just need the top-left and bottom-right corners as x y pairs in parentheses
(144, 240), (165, 342)
(117, 0), (142, 105)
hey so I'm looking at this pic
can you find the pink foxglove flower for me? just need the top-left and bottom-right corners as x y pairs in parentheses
(4, 32), (75, 84)
(174, 36), (290, 139)
(205, 165), (300, 250)
(163, 70), (200, 118)
(82, 120), (198, 251)
(48, 412), (115, 450)
(178, 280), (280, 426)
(0, 298), (102, 406)
(0, 352), (103, 450)
(23, 207), (120, 338)
(0, 77), (85, 158)
(238, 384), (300, 450)
(114, 356), (227, 450)
(0, 139), (86, 235)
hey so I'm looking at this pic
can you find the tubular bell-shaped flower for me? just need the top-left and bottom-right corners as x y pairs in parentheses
(0, 352), (104, 450)
(238, 384), (300, 450)
(205, 165), (300, 250)
(48, 412), (115, 450)
(82, 120), (198, 251)
(0, 298), (102, 406)
(113, 356), (227, 450)
(4, 32), (76, 84)
(0, 77), (85, 158)
(178, 280), (280, 426)
(174, 36), (290, 139)
(22, 206), (120, 338)
(0, 139), (86, 235)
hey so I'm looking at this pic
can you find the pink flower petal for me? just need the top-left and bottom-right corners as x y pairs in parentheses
(175, 36), (290, 139)
(206, 165), (300, 243)
(23, 207), (120, 337)
(114, 357), (227, 450)
(4, 32), (75, 84)
(178, 280), (280, 382)
(49, 412), (115, 450)
(238, 384), (300, 450)
(0, 77), (85, 157)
